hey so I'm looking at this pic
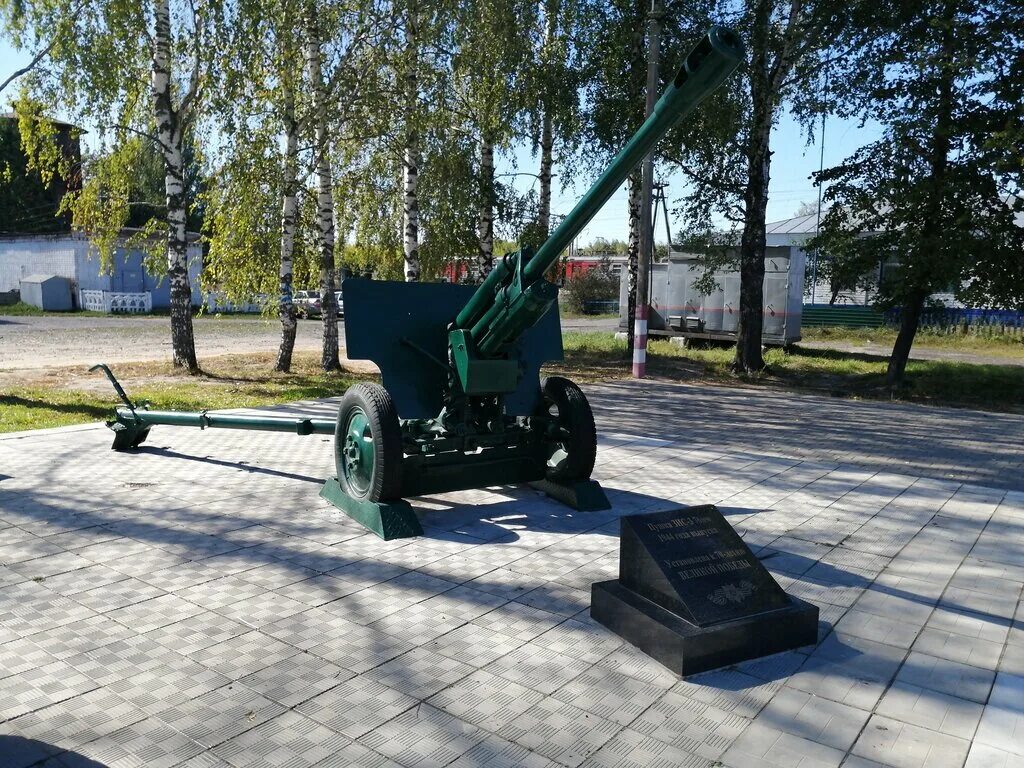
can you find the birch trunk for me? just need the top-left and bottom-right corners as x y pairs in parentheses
(536, 0), (557, 238)
(625, 172), (641, 349)
(275, 84), (300, 372)
(403, 1), (420, 282)
(477, 135), (494, 282)
(152, 0), (198, 372)
(538, 115), (553, 239)
(306, 6), (340, 371)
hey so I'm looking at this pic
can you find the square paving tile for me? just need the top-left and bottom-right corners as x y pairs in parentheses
(852, 714), (971, 768)
(0, 688), (146, 755)
(554, 667), (664, 727)
(429, 670), (543, 730)
(107, 654), (232, 714)
(0, 659), (98, 721)
(894, 650), (997, 704)
(785, 631), (906, 710)
(671, 669), (783, 719)
(366, 646), (476, 699)
(105, 593), (205, 633)
(974, 672), (1024, 757)
(721, 721), (845, 768)
(237, 653), (354, 707)
(74, 716), (206, 768)
(582, 727), (716, 768)
(361, 704), (486, 768)
(188, 630), (301, 680)
(449, 734), (560, 768)
(306, 624), (415, 674)
(295, 674), (418, 738)
(754, 687), (871, 751)
(426, 622), (526, 668)
(497, 696), (621, 767)
(153, 683), (286, 748)
(631, 688), (747, 761)
(212, 710), (350, 767)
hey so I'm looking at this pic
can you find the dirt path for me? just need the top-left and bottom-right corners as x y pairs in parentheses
(798, 339), (1024, 367)
(0, 313), (617, 379)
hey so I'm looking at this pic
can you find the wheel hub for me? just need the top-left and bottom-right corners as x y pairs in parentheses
(339, 407), (375, 496)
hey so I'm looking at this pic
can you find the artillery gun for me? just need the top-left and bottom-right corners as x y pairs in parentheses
(96, 27), (744, 539)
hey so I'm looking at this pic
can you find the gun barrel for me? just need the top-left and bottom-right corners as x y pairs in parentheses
(523, 26), (744, 283)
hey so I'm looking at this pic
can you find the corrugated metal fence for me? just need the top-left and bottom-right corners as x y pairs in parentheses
(802, 304), (1024, 336)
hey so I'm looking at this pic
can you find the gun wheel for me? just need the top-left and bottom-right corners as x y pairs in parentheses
(334, 383), (402, 502)
(540, 376), (597, 483)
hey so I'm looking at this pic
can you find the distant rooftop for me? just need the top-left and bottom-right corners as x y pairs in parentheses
(0, 112), (86, 133)
(766, 212), (821, 235)
(767, 195), (1023, 235)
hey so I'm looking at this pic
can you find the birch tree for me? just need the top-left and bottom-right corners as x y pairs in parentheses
(522, 0), (586, 249)
(304, 1), (342, 370)
(1, 0), (229, 372)
(205, 0), (388, 371)
(450, 0), (535, 281)
(401, 0), (421, 281)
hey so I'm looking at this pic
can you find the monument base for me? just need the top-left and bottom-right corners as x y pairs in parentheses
(591, 579), (818, 677)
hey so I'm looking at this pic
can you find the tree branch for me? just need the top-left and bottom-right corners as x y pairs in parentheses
(0, 1), (87, 95)
(178, 0), (203, 124)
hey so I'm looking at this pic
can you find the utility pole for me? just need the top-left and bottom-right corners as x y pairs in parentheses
(633, 0), (661, 378)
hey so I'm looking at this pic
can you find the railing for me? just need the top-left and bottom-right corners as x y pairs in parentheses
(902, 307), (1024, 337)
(581, 299), (620, 315)
(204, 291), (264, 314)
(80, 290), (152, 314)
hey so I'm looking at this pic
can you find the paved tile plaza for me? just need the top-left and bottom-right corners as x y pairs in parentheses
(0, 380), (1022, 768)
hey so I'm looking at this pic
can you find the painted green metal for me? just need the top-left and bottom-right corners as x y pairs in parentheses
(522, 26), (744, 286)
(107, 406), (335, 437)
(342, 278), (562, 419)
(94, 26), (744, 541)
(320, 477), (423, 539)
(338, 406), (375, 496)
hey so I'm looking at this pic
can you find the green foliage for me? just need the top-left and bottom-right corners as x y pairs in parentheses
(562, 260), (618, 312)
(202, 128), (282, 308)
(0, 115), (69, 233)
(809, 0), (1024, 314)
(557, 331), (1024, 412)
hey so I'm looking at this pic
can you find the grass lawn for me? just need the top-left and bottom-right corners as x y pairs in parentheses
(1, 353), (365, 433)
(3, 331), (1022, 435)
(553, 332), (1024, 413)
(801, 325), (1024, 358)
(0, 301), (105, 317)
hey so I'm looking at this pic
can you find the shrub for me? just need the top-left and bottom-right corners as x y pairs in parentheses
(562, 268), (618, 314)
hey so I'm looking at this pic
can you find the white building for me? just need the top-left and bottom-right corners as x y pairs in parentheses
(0, 230), (202, 312)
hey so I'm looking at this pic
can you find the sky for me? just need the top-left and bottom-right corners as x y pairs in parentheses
(1, 36), (883, 247)
(500, 108), (884, 246)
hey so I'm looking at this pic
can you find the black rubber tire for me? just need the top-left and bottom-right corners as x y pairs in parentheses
(540, 376), (597, 482)
(335, 383), (403, 501)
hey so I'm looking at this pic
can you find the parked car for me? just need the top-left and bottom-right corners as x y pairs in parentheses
(293, 290), (321, 318)
(334, 291), (345, 318)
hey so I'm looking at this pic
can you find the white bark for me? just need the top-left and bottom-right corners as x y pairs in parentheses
(305, 5), (340, 370)
(403, 2), (420, 282)
(625, 172), (641, 347)
(477, 136), (494, 282)
(537, 0), (557, 237)
(152, 0), (197, 371)
(276, 83), (300, 372)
